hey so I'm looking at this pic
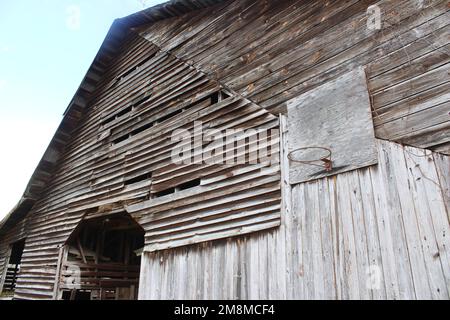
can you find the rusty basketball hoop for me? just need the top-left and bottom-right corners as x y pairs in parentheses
(288, 146), (333, 172)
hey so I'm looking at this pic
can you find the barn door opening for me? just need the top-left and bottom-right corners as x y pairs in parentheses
(1, 239), (25, 296)
(59, 212), (144, 300)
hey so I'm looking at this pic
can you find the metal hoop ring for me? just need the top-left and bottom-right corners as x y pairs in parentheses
(288, 147), (332, 163)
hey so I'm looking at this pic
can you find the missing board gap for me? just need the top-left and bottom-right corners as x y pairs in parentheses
(130, 122), (154, 136)
(101, 106), (133, 127)
(157, 109), (183, 124)
(154, 188), (175, 198)
(112, 134), (129, 145)
(177, 179), (201, 191)
(211, 90), (230, 104)
(116, 53), (156, 83)
(101, 90), (152, 127)
(154, 179), (201, 198)
(132, 93), (152, 109)
(124, 173), (152, 186)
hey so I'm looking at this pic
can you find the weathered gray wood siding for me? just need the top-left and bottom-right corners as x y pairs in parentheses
(1, 0), (448, 300)
(138, 0), (450, 154)
(138, 140), (450, 300)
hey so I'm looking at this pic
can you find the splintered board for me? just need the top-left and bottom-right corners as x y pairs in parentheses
(287, 67), (378, 185)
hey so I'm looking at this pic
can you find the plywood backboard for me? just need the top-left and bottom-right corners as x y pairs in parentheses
(287, 68), (378, 185)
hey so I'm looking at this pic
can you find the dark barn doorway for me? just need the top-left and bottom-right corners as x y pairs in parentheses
(1, 239), (26, 296)
(59, 212), (144, 300)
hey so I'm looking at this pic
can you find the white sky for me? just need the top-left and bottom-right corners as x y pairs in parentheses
(0, 117), (59, 218)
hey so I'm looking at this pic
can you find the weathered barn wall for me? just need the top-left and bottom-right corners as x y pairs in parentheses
(0, 0), (448, 300)
(138, 140), (450, 300)
(138, 0), (450, 154)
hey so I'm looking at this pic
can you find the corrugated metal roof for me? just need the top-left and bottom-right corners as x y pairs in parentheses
(0, 0), (227, 234)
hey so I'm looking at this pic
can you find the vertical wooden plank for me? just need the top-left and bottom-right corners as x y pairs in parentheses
(190, 245), (201, 300)
(292, 183), (305, 300)
(302, 182), (315, 299)
(368, 162), (400, 300)
(267, 232), (277, 299)
(336, 173), (360, 299)
(224, 239), (233, 299)
(142, 253), (150, 300)
(348, 170), (372, 300)
(311, 181), (325, 299)
(158, 253), (168, 300)
(52, 246), (65, 300)
(240, 238), (248, 300)
(189, 247), (199, 300)
(258, 233), (268, 300)
(328, 176), (342, 300)
(318, 178), (337, 299)
(430, 152), (450, 296)
(278, 115), (289, 299)
(150, 253), (160, 300)
(213, 243), (221, 300)
(168, 251), (176, 299)
(168, 249), (176, 300)
(218, 244), (226, 300)
(155, 252), (164, 300)
(209, 244), (217, 300)
(387, 141), (432, 299)
(138, 252), (148, 300)
(186, 248), (193, 300)
(232, 238), (242, 300)
(403, 145), (450, 299)
(197, 245), (205, 300)
(201, 243), (210, 299)
(248, 235), (259, 299)
(165, 251), (173, 299)
(357, 168), (387, 299)
(230, 240), (239, 299)
(376, 140), (415, 299)
(233, 239), (241, 300)
(433, 152), (450, 219)
(177, 249), (187, 300)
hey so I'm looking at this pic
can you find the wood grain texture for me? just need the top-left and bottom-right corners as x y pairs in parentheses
(287, 67), (378, 184)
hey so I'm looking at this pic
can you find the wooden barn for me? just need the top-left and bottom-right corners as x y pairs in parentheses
(0, 0), (449, 300)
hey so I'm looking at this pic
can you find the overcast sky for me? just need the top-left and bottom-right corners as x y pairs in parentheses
(0, 0), (163, 220)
